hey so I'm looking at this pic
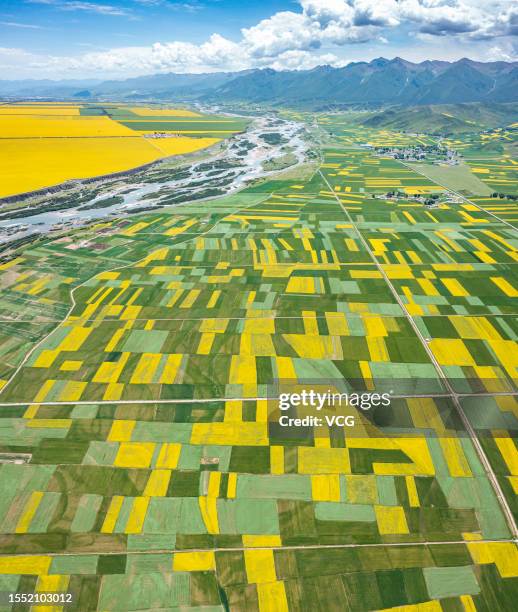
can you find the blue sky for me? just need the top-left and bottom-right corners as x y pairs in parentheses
(1, 1), (290, 53)
(0, 1), (516, 79)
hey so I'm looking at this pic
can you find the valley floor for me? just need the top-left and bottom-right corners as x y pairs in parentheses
(0, 116), (517, 610)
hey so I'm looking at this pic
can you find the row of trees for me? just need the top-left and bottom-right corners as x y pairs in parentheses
(491, 192), (518, 200)
(385, 191), (440, 200)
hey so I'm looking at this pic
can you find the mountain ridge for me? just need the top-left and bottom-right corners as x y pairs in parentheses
(1, 57), (517, 108)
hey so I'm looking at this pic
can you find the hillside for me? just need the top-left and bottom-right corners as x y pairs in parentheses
(1, 58), (517, 109)
(360, 103), (518, 135)
(203, 58), (518, 108)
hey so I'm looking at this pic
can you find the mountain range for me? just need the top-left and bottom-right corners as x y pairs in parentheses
(1, 58), (517, 109)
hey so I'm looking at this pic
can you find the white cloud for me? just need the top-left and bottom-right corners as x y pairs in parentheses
(63, 1), (128, 15)
(240, 0), (390, 61)
(32, 33), (246, 77)
(5, 0), (517, 79)
(0, 47), (43, 75)
(352, 0), (400, 27)
(27, 0), (130, 16)
(300, 0), (354, 27)
(133, 0), (202, 7)
(399, 0), (483, 35)
(263, 50), (341, 71)
(480, 5), (518, 38)
(242, 11), (322, 58)
(0, 21), (46, 29)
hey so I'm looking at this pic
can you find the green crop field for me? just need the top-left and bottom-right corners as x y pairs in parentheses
(79, 104), (251, 138)
(0, 112), (516, 611)
(406, 162), (493, 196)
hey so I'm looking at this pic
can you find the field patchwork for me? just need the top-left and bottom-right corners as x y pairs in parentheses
(0, 114), (516, 610)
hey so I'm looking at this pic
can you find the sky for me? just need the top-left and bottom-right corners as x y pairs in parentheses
(0, 0), (517, 80)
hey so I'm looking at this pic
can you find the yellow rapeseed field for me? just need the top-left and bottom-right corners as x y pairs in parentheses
(10, 102), (79, 106)
(1, 135), (221, 197)
(0, 115), (134, 137)
(1, 137), (159, 197)
(129, 107), (201, 117)
(149, 136), (219, 156)
(0, 105), (80, 115)
(0, 105), (222, 197)
(173, 552), (215, 571)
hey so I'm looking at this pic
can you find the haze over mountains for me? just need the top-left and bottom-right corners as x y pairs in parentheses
(1, 58), (517, 109)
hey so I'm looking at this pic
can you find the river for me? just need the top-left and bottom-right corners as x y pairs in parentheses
(0, 115), (309, 247)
